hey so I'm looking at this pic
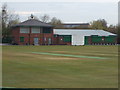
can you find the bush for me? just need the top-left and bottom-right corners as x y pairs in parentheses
(2, 37), (12, 43)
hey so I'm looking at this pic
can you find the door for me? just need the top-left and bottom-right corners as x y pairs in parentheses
(48, 38), (52, 45)
(34, 37), (39, 45)
(84, 36), (89, 45)
(72, 34), (84, 45)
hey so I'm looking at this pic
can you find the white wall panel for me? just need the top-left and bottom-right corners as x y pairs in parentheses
(72, 34), (84, 45)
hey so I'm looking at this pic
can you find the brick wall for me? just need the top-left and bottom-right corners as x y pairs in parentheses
(12, 26), (54, 45)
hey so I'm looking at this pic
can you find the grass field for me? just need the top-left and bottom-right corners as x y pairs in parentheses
(2, 45), (118, 88)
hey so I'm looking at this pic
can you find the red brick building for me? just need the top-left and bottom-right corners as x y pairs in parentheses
(11, 18), (71, 45)
(11, 18), (54, 45)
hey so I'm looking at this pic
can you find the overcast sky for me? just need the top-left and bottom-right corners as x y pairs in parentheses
(0, 0), (119, 2)
(0, 0), (119, 25)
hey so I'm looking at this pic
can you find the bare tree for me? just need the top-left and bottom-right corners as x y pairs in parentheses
(8, 14), (19, 27)
(2, 3), (8, 28)
(0, 11), (2, 29)
(40, 14), (50, 23)
(0, 11), (2, 43)
(2, 3), (20, 43)
(2, 3), (20, 27)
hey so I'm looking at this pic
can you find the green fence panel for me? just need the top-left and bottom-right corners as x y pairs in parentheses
(92, 36), (102, 43)
(63, 35), (71, 42)
(59, 35), (71, 42)
(2, 37), (12, 43)
(105, 36), (116, 43)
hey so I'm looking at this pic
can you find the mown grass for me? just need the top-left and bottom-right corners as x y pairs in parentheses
(2, 45), (118, 88)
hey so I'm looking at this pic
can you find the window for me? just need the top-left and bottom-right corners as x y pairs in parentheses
(43, 29), (51, 33)
(20, 27), (29, 33)
(54, 34), (58, 37)
(20, 37), (24, 42)
(31, 27), (40, 33)
(43, 28), (52, 33)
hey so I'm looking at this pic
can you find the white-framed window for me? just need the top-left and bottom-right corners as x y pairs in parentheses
(31, 27), (40, 33)
(20, 27), (29, 33)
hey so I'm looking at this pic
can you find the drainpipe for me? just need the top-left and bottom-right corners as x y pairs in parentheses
(29, 27), (31, 45)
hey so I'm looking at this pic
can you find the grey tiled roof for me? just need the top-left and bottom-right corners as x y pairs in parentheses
(12, 19), (53, 27)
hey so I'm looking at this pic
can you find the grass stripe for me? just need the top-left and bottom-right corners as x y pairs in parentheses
(31, 52), (108, 59)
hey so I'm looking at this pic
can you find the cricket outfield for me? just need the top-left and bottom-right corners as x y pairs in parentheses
(2, 45), (118, 88)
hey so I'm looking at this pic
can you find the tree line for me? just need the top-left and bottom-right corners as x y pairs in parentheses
(1, 3), (119, 43)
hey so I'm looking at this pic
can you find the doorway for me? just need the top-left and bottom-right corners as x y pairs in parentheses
(48, 38), (52, 45)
